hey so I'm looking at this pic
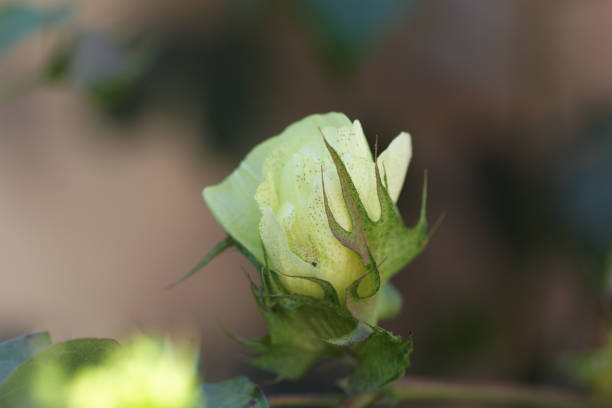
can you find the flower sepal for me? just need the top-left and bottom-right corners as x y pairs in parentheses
(233, 261), (413, 393)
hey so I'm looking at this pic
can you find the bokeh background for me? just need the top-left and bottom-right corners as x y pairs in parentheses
(2, 0), (612, 396)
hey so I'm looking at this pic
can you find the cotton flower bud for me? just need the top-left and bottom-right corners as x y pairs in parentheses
(204, 112), (426, 324)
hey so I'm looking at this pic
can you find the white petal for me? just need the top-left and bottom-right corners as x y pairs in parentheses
(320, 120), (372, 162)
(204, 113), (352, 263)
(376, 132), (412, 203)
(259, 207), (325, 298)
(321, 120), (382, 220)
(203, 134), (282, 263)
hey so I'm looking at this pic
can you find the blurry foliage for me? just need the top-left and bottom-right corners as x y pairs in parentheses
(0, 332), (51, 384)
(604, 249), (612, 326)
(61, 34), (161, 117)
(0, 3), (70, 57)
(411, 304), (496, 377)
(0, 333), (269, 408)
(32, 336), (202, 408)
(565, 332), (612, 398)
(201, 377), (268, 408)
(560, 111), (612, 258)
(295, 0), (413, 72)
(476, 152), (559, 256)
(0, 0), (414, 150)
(0, 335), (119, 407)
(473, 113), (612, 292)
(204, 34), (258, 150)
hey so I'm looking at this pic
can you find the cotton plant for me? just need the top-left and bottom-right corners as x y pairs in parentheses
(2, 113), (612, 408)
(190, 112), (428, 391)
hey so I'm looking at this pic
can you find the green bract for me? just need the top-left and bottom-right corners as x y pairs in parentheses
(195, 112), (428, 388)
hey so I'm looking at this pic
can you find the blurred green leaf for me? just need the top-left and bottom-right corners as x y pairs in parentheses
(0, 3), (71, 57)
(205, 36), (255, 149)
(297, 0), (413, 70)
(43, 46), (73, 81)
(71, 34), (161, 116)
(0, 338), (119, 407)
(202, 377), (269, 408)
(343, 328), (412, 394)
(564, 332), (612, 398)
(0, 333), (51, 384)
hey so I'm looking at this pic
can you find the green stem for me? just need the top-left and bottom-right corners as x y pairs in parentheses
(267, 376), (612, 408)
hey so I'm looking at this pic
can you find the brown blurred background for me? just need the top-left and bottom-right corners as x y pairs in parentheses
(2, 0), (612, 393)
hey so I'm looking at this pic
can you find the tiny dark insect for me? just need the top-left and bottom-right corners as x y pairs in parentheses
(311, 262), (317, 267)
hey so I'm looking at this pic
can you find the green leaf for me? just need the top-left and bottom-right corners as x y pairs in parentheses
(202, 376), (269, 408)
(0, 3), (71, 57)
(0, 338), (119, 407)
(343, 328), (412, 394)
(0, 333), (51, 385)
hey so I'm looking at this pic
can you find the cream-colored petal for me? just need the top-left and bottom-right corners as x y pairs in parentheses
(301, 166), (369, 301)
(205, 112), (353, 263)
(203, 135), (282, 263)
(343, 157), (381, 221)
(263, 113), (352, 180)
(254, 173), (278, 213)
(376, 132), (412, 203)
(320, 120), (372, 162)
(259, 207), (325, 298)
(321, 122), (382, 221)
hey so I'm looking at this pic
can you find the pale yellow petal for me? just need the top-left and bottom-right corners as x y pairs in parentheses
(321, 121), (381, 221)
(376, 132), (412, 203)
(204, 112), (352, 263)
(259, 207), (324, 298)
(320, 120), (372, 163)
(203, 135), (282, 263)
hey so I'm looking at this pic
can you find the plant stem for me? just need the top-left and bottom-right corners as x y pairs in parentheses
(267, 393), (341, 407)
(389, 377), (609, 408)
(267, 376), (612, 408)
